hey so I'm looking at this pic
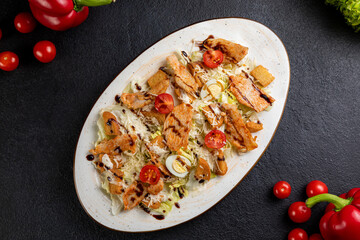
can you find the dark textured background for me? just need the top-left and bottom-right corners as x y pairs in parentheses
(1, 0), (359, 239)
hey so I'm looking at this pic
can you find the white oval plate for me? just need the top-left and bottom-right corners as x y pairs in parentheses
(74, 18), (290, 232)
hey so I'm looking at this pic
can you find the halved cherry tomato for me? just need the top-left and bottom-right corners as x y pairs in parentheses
(306, 180), (328, 198)
(0, 51), (19, 71)
(288, 201), (311, 223)
(33, 40), (56, 63)
(205, 130), (226, 149)
(273, 181), (291, 199)
(14, 12), (37, 33)
(203, 50), (223, 68)
(139, 165), (161, 185)
(154, 93), (174, 114)
(288, 228), (308, 240)
(309, 234), (323, 240)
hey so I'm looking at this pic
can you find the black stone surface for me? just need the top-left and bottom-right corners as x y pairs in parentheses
(1, 0), (359, 239)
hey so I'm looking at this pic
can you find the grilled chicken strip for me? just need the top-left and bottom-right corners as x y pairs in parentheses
(148, 69), (170, 95)
(166, 55), (199, 98)
(203, 38), (248, 64)
(163, 103), (193, 151)
(90, 134), (138, 155)
(141, 108), (166, 125)
(123, 181), (147, 210)
(201, 104), (224, 129)
(187, 61), (207, 88)
(121, 92), (154, 110)
(229, 74), (275, 112)
(222, 103), (258, 151)
(102, 111), (122, 135)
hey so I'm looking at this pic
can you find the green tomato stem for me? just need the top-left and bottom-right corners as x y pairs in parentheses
(75, 0), (114, 8)
(306, 193), (352, 211)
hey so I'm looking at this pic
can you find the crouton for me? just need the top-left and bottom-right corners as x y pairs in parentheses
(250, 65), (275, 87)
(148, 69), (170, 95)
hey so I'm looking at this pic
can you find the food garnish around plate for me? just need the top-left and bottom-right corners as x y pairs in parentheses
(86, 36), (277, 220)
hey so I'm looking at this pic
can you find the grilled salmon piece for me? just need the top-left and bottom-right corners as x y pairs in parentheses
(188, 61), (207, 88)
(166, 55), (199, 98)
(123, 181), (147, 210)
(229, 74), (275, 112)
(120, 92), (154, 110)
(148, 69), (170, 95)
(141, 108), (166, 125)
(203, 38), (248, 64)
(163, 103), (193, 151)
(90, 134), (138, 155)
(222, 103), (258, 151)
(102, 111), (122, 135)
(201, 104), (224, 129)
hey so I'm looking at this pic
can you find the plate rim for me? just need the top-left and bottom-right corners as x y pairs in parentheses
(73, 16), (291, 233)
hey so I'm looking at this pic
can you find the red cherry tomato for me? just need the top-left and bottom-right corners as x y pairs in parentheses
(306, 180), (328, 198)
(154, 93), (174, 114)
(205, 130), (226, 149)
(14, 12), (36, 33)
(139, 165), (160, 185)
(273, 181), (291, 199)
(288, 201), (311, 223)
(288, 228), (308, 240)
(309, 234), (323, 240)
(33, 41), (56, 63)
(203, 50), (223, 68)
(0, 51), (19, 71)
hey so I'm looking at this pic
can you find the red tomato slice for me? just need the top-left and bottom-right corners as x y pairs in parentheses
(139, 165), (161, 185)
(203, 50), (224, 68)
(155, 93), (174, 114)
(205, 130), (226, 149)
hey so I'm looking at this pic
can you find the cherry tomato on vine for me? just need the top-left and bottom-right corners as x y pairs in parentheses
(33, 41), (56, 63)
(306, 180), (328, 198)
(273, 181), (291, 199)
(288, 201), (311, 223)
(288, 228), (308, 240)
(309, 234), (323, 240)
(14, 12), (36, 33)
(0, 51), (19, 71)
(205, 130), (226, 149)
(154, 93), (174, 114)
(203, 50), (223, 68)
(139, 165), (160, 185)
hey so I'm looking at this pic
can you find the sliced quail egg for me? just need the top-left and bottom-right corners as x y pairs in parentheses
(165, 155), (191, 178)
(200, 79), (226, 100)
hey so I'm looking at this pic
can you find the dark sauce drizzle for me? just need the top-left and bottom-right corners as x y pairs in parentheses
(139, 204), (165, 220)
(115, 95), (121, 103)
(175, 202), (180, 209)
(86, 154), (94, 161)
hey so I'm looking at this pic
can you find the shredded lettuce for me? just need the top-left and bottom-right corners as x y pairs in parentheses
(151, 130), (162, 139)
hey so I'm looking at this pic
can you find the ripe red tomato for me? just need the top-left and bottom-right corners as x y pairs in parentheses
(154, 93), (174, 114)
(288, 228), (308, 240)
(205, 130), (226, 149)
(309, 234), (323, 240)
(203, 50), (223, 68)
(306, 180), (328, 198)
(139, 165), (161, 185)
(14, 12), (36, 33)
(0, 51), (19, 71)
(273, 181), (291, 199)
(288, 202), (311, 223)
(33, 41), (56, 63)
